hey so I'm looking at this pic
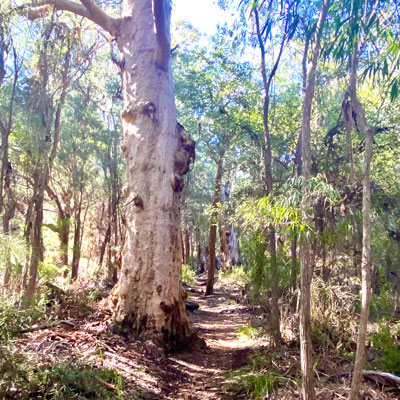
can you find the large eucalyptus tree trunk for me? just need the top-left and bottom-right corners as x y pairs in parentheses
(23, 0), (196, 350)
(112, 0), (195, 350)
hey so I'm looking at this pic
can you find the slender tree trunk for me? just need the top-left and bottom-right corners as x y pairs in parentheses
(185, 225), (190, 266)
(59, 216), (70, 270)
(111, 129), (119, 283)
(1, 47), (18, 290)
(25, 183), (45, 298)
(99, 224), (111, 268)
(190, 230), (194, 270)
(206, 158), (223, 295)
(349, 37), (374, 400)
(71, 192), (82, 281)
(291, 233), (298, 290)
(269, 227), (280, 346)
(343, 94), (355, 184)
(254, 6), (286, 347)
(2, 197), (16, 291)
(299, 2), (330, 399)
(295, 32), (311, 177)
(113, 0), (196, 349)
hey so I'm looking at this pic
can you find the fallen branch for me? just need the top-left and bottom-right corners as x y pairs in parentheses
(20, 320), (75, 333)
(363, 370), (400, 386)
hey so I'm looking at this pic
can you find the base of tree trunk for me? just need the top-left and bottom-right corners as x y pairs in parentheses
(110, 316), (205, 352)
(110, 284), (205, 352)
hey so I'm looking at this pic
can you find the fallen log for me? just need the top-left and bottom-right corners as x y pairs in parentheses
(20, 320), (75, 333)
(363, 370), (400, 387)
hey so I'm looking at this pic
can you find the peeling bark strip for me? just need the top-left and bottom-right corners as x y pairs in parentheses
(171, 123), (195, 192)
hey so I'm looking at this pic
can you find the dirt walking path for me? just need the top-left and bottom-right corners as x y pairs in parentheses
(168, 276), (260, 399)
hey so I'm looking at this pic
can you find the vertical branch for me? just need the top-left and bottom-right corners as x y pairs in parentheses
(153, 0), (171, 70)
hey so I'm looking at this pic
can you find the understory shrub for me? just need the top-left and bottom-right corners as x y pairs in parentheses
(182, 264), (196, 285)
(218, 264), (250, 287)
(0, 351), (123, 400)
(0, 290), (48, 344)
(371, 322), (400, 374)
(225, 355), (290, 399)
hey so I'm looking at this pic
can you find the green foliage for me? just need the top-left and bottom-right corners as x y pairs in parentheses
(182, 264), (196, 286)
(0, 291), (47, 344)
(0, 233), (27, 279)
(218, 265), (251, 287)
(226, 355), (289, 399)
(370, 266), (394, 320)
(0, 352), (123, 399)
(311, 277), (357, 356)
(237, 321), (270, 340)
(371, 322), (400, 374)
(38, 256), (60, 283)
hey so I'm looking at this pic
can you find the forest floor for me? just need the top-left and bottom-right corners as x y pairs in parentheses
(5, 275), (400, 399)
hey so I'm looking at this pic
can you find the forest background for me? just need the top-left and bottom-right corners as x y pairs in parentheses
(1, 0), (400, 399)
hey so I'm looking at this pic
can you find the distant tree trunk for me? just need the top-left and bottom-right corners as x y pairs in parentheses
(349, 36), (374, 400)
(59, 216), (70, 271)
(99, 224), (111, 268)
(295, 32), (311, 177)
(2, 197), (16, 290)
(219, 183), (240, 271)
(71, 187), (83, 281)
(190, 230), (194, 270)
(299, 1), (330, 399)
(206, 157), (223, 295)
(291, 233), (298, 290)
(111, 129), (119, 283)
(1, 45), (18, 290)
(342, 94), (355, 184)
(46, 185), (71, 273)
(185, 225), (190, 265)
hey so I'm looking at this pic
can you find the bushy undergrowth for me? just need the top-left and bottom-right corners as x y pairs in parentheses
(0, 291), (48, 344)
(0, 351), (123, 399)
(371, 321), (400, 374)
(218, 265), (250, 287)
(182, 264), (196, 285)
(310, 277), (359, 356)
(225, 355), (291, 399)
